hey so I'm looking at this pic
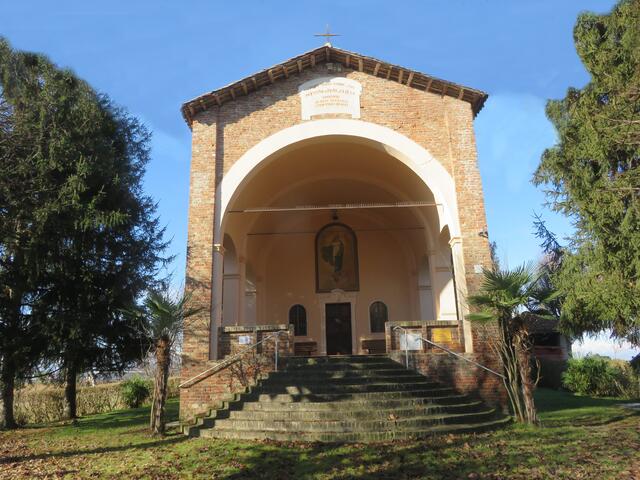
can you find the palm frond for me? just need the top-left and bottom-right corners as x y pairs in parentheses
(468, 262), (558, 324)
(466, 311), (495, 323)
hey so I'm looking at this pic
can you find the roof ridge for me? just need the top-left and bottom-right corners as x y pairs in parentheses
(181, 46), (487, 127)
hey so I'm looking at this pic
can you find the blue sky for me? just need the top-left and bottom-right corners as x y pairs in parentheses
(2, 1), (635, 358)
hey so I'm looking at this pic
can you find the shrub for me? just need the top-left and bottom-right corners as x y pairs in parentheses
(14, 382), (126, 425)
(12, 376), (180, 425)
(120, 376), (152, 408)
(616, 359), (640, 400)
(562, 355), (628, 397)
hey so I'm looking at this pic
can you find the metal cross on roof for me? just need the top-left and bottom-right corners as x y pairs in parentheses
(314, 24), (340, 47)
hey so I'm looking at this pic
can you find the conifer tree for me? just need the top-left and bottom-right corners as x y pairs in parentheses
(1, 39), (56, 427)
(0, 38), (168, 425)
(534, 0), (640, 346)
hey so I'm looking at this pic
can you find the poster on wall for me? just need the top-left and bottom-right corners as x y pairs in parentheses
(315, 223), (359, 292)
(400, 331), (423, 351)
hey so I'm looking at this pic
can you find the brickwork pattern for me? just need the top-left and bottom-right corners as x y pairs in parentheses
(180, 325), (292, 420)
(388, 351), (507, 410)
(181, 62), (502, 419)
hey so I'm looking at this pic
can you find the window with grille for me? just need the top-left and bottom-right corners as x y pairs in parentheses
(289, 304), (307, 336)
(369, 301), (388, 333)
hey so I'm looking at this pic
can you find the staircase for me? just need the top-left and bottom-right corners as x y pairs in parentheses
(185, 355), (509, 442)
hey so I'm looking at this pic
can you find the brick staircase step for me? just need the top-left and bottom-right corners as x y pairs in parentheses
(227, 401), (484, 421)
(265, 370), (423, 382)
(233, 394), (471, 411)
(213, 409), (497, 432)
(199, 417), (512, 442)
(250, 387), (455, 403)
(257, 381), (443, 394)
(183, 354), (509, 442)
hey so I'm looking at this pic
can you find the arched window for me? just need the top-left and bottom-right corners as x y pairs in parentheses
(369, 301), (388, 333)
(289, 304), (307, 336)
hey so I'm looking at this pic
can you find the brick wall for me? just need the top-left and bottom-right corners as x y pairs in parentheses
(388, 350), (508, 411)
(180, 325), (292, 421)
(181, 61), (503, 417)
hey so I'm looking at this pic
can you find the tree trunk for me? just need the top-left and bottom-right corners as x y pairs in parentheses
(63, 360), (77, 421)
(500, 342), (526, 422)
(516, 334), (538, 425)
(496, 319), (526, 422)
(150, 338), (171, 435)
(1, 359), (18, 429)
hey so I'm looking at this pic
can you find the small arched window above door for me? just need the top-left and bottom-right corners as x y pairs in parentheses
(369, 301), (388, 333)
(289, 304), (307, 337)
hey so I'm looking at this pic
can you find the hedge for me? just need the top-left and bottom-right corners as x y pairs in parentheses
(10, 377), (180, 426)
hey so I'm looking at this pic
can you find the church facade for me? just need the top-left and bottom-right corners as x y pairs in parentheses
(179, 46), (504, 420)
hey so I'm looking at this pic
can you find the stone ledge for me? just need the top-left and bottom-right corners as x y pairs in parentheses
(388, 320), (459, 328)
(221, 324), (289, 333)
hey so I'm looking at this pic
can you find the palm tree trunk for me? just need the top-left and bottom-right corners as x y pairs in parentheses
(495, 319), (523, 422)
(501, 342), (526, 422)
(63, 360), (77, 421)
(150, 338), (171, 435)
(1, 358), (18, 429)
(515, 334), (538, 424)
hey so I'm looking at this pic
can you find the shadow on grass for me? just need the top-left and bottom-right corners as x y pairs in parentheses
(0, 433), (188, 465)
(214, 418), (639, 480)
(535, 388), (632, 412)
(0, 399), (183, 465)
(535, 388), (640, 427)
(210, 433), (538, 480)
(216, 437), (477, 480)
(77, 400), (179, 431)
(212, 390), (640, 479)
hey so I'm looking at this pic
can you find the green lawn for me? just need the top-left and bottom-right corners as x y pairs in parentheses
(1, 390), (638, 479)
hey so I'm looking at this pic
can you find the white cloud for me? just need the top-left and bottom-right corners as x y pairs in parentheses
(571, 331), (638, 361)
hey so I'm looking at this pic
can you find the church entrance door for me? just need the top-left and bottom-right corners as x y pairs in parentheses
(325, 302), (352, 355)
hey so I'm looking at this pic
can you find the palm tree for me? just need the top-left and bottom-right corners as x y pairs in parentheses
(136, 290), (201, 435)
(467, 263), (558, 424)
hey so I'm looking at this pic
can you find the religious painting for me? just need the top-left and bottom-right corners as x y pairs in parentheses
(315, 223), (359, 292)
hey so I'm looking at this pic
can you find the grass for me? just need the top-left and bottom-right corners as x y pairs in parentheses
(0, 390), (638, 479)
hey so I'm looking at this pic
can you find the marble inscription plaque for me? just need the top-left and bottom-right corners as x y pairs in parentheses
(298, 77), (362, 120)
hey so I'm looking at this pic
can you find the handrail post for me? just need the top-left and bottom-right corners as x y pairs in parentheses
(404, 331), (409, 368)
(275, 332), (279, 372)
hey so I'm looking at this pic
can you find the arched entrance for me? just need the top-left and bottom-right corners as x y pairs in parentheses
(209, 120), (472, 358)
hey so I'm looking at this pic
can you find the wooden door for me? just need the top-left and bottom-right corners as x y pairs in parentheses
(325, 302), (352, 355)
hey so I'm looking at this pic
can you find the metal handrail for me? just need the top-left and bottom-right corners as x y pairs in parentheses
(392, 325), (506, 380)
(179, 330), (289, 389)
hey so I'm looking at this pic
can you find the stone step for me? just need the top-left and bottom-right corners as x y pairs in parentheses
(286, 360), (403, 369)
(284, 366), (406, 374)
(200, 417), (512, 442)
(212, 409), (497, 433)
(233, 394), (471, 411)
(266, 370), (421, 382)
(257, 381), (442, 394)
(287, 357), (392, 364)
(288, 354), (389, 363)
(249, 387), (455, 403)
(226, 401), (484, 421)
(185, 354), (509, 442)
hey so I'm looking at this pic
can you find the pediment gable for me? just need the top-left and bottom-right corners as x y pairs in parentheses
(181, 46), (487, 126)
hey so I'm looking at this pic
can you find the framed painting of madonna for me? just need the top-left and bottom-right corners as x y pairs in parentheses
(315, 223), (359, 292)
